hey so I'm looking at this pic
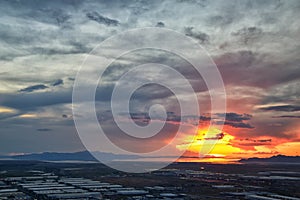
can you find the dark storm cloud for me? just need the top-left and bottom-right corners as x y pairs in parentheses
(235, 138), (273, 147)
(130, 112), (150, 120)
(216, 50), (257, 69)
(118, 111), (254, 129)
(260, 105), (300, 112)
(204, 132), (224, 140)
(98, 112), (181, 153)
(213, 113), (254, 129)
(99, 49), (209, 97)
(52, 79), (64, 86)
(3, 82), (119, 111)
(115, 112), (201, 126)
(216, 112), (252, 122)
(62, 114), (68, 118)
(4, 82), (174, 113)
(199, 115), (211, 121)
(246, 115), (298, 139)
(232, 26), (263, 45)
(19, 84), (48, 93)
(257, 139), (272, 143)
(260, 80), (300, 105)
(2, 90), (72, 110)
(156, 22), (165, 27)
(36, 128), (52, 132)
(125, 111), (181, 124)
(216, 121), (254, 129)
(98, 49), (205, 101)
(242, 138), (272, 143)
(95, 84), (115, 102)
(0, 0), (99, 61)
(86, 11), (119, 26)
(215, 51), (300, 90)
(130, 84), (176, 101)
(184, 27), (209, 43)
(272, 115), (300, 119)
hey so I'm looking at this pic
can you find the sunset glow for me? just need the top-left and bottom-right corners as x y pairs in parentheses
(0, 0), (299, 164)
(1, 1), (300, 199)
(176, 126), (300, 163)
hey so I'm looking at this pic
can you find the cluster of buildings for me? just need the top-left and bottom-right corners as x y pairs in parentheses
(0, 180), (31, 200)
(153, 168), (300, 200)
(1, 168), (300, 200)
(224, 192), (300, 200)
(1, 171), (189, 200)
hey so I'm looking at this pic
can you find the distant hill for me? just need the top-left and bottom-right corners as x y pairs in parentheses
(240, 155), (300, 163)
(11, 151), (96, 161)
(4, 152), (300, 164)
(8, 151), (141, 162)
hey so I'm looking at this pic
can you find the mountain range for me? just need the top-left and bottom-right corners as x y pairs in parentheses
(0, 151), (141, 162)
(1, 152), (300, 163)
(240, 155), (300, 163)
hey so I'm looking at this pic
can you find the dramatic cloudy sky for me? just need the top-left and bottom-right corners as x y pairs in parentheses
(0, 0), (299, 160)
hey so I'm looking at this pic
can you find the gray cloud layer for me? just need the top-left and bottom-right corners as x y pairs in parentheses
(0, 0), (299, 154)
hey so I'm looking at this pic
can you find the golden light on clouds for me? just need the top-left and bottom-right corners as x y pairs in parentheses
(18, 114), (37, 118)
(0, 106), (16, 113)
(176, 127), (242, 158)
(275, 142), (300, 156)
(176, 126), (300, 163)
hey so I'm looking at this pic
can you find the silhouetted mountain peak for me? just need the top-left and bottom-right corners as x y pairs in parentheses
(240, 155), (300, 163)
(9, 151), (141, 162)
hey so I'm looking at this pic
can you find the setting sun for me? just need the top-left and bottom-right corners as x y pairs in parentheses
(175, 126), (300, 163)
(176, 127), (242, 162)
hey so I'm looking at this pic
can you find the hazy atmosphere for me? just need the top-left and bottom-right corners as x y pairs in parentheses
(0, 0), (299, 162)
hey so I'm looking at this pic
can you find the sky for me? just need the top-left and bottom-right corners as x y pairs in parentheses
(0, 0), (299, 161)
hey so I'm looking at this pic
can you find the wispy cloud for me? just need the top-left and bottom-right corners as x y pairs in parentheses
(19, 84), (48, 93)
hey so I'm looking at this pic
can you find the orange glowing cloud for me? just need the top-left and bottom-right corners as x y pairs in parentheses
(176, 127), (242, 160)
(176, 126), (300, 163)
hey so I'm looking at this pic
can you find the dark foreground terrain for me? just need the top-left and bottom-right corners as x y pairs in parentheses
(0, 160), (299, 199)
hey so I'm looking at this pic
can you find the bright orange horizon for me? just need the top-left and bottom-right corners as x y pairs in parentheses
(175, 126), (300, 163)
